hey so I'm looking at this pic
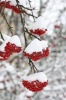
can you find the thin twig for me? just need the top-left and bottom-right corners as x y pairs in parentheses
(0, 12), (13, 35)
(16, 0), (38, 73)
(19, 5), (35, 11)
(0, 31), (4, 40)
(16, 0), (27, 48)
(25, 27), (41, 41)
(29, 58), (38, 73)
(24, 11), (37, 18)
(28, 0), (35, 21)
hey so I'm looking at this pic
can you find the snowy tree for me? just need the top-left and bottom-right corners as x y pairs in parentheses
(0, 0), (66, 100)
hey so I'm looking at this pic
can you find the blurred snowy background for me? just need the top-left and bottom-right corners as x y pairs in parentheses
(0, 0), (66, 100)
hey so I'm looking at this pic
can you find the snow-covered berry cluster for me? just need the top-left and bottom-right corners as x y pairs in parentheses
(28, 17), (47, 36)
(0, 0), (26, 13)
(22, 72), (48, 92)
(0, 34), (22, 61)
(24, 39), (49, 61)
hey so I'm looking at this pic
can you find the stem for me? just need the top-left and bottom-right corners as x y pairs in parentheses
(16, 0), (38, 73)
(29, 58), (38, 73)
(0, 12), (13, 35)
(25, 27), (41, 41)
(28, 0), (35, 22)
(20, 5), (35, 11)
(0, 31), (4, 40)
(16, 0), (27, 48)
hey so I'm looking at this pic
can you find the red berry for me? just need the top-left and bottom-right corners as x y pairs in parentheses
(24, 47), (49, 61)
(22, 72), (48, 92)
(5, 42), (22, 53)
(30, 29), (47, 35)
(22, 80), (48, 92)
(0, 1), (25, 13)
(54, 25), (60, 29)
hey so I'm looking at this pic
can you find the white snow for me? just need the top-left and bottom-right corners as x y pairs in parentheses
(0, 38), (4, 43)
(0, 34), (21, 52)
(0, 83), (4, 89)
(28, 16), (47, 30)
(1, 0), (29, 7)
(3, 62), (16, 73)
(41, 40), (48, 50)
(26, 90), (34, 97)
(2, 34), (11, 40)
(0, 41), (8, 51)
(9, 35), (21, 47)
(24, 39), (48, 54)
(23, 72), (47, 82)
(0, 76), (4, 82)
(1, 0), (17, 6)
(16, 92), (27, 100)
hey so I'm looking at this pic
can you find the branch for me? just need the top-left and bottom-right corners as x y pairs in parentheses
(19, 5), (35, 11)
(16, 0), (27, 48)
(28, 58), (38, 73)
(0, 12), (13, 35)
(16, 0), (38, 73)
(25, 27), (41, 41)
(0, 31), (4, 40)
(28, 0), (35, 21)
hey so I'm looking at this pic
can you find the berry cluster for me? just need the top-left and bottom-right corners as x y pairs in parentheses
(0, 1), (19, 13)
(22, 72), (48, 92)
(0, 35), (22, 61)
(22, 80), (48, 92)
(30, 29), (47, 36)
(24, 47), (49, 61)
(23, 39), (49, 61)
(0, 0), (25, 13)
(5, 42), (21, 53)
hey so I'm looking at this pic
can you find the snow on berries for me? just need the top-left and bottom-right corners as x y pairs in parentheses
(0, 34), (22, 61)
(0, 0), (27, 13)
(23, 39), (49, 61)
(28, 17), (47, 35)
(8, 35), (22, 53)
(22, 72), (48, 92)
